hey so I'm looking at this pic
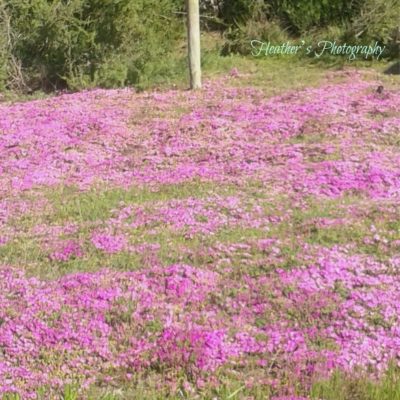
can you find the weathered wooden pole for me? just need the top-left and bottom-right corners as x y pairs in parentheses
(186, 0), (202, 89)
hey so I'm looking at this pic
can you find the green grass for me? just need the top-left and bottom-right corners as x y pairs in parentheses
(46, 181), (233, 223)
(3, 366), (399, 400)
(6, 180), (398, 281)
(311, 365), (400, 400)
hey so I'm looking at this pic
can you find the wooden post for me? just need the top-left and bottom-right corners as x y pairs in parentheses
(186, 0), (201, 89)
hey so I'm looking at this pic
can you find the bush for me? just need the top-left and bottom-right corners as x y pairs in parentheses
(219, 0), (399, 59)
(0, 3), (30, 92)
(220, 0), (255, 25)
(1, 0), (184, 92)
(269, 0), (360, 35)
(349, 0), (400, 57)
(220, 0), (290, 55)
(221, 18), (289, 55)
(219, 0), (360, 34)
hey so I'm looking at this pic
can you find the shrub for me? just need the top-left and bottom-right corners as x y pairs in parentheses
(220, 0), (290, 55)
(221, 18), (289, 55)
(220, 0), (255, 25)
(219, 0), (360, 34)
(219, 0), (399, 59)
(269, 0), (360, 35)
(1, 0), (184, 92)
(349, 0), (400, 58)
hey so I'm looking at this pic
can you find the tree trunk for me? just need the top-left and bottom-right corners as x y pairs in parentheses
(186, 0), (201, 89)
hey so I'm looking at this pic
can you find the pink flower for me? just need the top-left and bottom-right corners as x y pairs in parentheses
(50, 240), (83, 262)
(230, 68), (239, 77)
(91, 232), (127, 254)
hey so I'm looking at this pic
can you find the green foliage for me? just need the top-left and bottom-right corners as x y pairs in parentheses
(270, 0), (359, 35)
(221, 1), (289, 55)
(220, 0), (256, 25)
(2, 394), (21, 400)
(62, 385), (79, 400)
(349, 0), (400, 57)
(222, 18), (289, 55)
(0, 0), (398, 92)
(311, 365), (400, 400)
(0, 38), (7, 92)
(0, 3), (13, 91)
(219, 0), (360, 34)
(219, 0), (399, 59)
(1, 0), (183, 91)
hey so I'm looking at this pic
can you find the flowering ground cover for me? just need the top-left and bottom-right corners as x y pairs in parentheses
(0, 68), (400, 399)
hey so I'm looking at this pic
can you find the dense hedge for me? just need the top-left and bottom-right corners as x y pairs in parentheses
(0, 0), (184, 91)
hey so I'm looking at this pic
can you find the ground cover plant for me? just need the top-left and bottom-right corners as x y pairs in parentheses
(0, 66), (400, 398)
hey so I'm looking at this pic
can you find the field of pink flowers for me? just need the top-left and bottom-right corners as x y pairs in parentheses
(0, 69), (399, 399)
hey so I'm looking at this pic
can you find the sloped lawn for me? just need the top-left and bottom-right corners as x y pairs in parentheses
(0, 69), (400, 399)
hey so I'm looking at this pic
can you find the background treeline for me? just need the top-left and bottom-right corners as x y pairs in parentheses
(0, 0), (399, 93)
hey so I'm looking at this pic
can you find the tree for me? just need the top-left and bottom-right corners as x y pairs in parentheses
(186, 0), (201, 89)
